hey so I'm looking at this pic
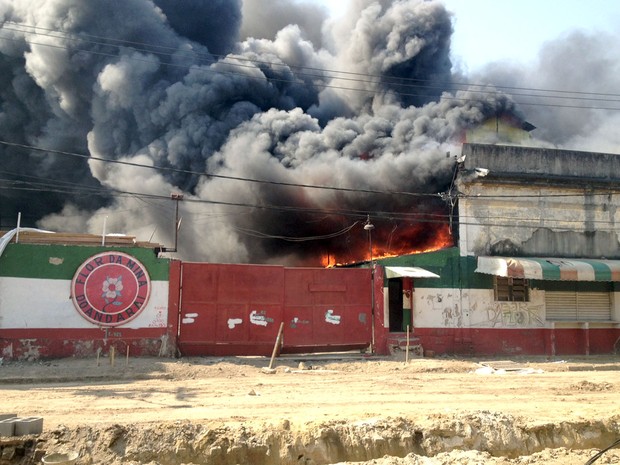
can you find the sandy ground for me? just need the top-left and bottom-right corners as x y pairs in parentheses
(1, 353), (620, 464)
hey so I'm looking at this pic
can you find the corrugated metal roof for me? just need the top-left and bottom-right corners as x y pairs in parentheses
(476, 256), (620, 281)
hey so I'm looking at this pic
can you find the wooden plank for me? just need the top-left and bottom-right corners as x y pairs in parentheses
(1, 230), (162, 249)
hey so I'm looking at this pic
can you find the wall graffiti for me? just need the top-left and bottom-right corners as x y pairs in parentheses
(250, 310), (273, 327)
(472, 301), (545, 328)
(182, 312), (198, 324)
(425, 293), (462, 328)
(442, 304), (462, 327)
(148, 307), (167, 328)
(290, 317), (310, 329)
(325, 309), (341, 325)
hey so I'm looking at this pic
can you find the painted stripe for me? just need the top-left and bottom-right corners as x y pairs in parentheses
(536, 259), (561, 280)
(590, 260), (612, 281)
(0, 244), (169, 280)
(590, 259), (620, 281)
(524, 259), (548, 279)
(569, 260), (595, 281)
(0, 277), (168, 329)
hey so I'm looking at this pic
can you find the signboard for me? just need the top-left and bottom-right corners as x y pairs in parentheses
(71, 252), (151, 327)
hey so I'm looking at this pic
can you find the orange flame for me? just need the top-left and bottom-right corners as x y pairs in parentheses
(320, 221), (453, 268)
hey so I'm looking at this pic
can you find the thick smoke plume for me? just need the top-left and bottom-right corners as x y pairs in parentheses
(0, 0), (617, 265)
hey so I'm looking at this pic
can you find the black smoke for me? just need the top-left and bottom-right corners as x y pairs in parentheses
(1, 0), (613, 265)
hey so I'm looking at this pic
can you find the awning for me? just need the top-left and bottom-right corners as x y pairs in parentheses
(0, 228), (54, 259)
(385, 266), (440, 279)
(476, 256), (620, 281)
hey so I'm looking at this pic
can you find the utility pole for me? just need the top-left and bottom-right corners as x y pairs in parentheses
(364, 215), (375, 352)
(166, 193), (184, 253)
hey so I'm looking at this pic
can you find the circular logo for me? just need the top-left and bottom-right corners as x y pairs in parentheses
(71, 252), (151, 327)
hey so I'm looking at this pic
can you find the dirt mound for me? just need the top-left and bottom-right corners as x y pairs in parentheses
(2, 355), (620, 464)
(23, 414), (620, 465)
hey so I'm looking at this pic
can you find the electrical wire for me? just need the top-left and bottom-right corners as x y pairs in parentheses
(0, 140), (441, 199)
(1, 25), (620, 236)
(1, 20), (606, 99)
(2, 165), (620, 229)
(3, 138), (620, 203)
(232, 221), (360, 242)
(4, 177), (620, 235)
(2, 22), (620, 110)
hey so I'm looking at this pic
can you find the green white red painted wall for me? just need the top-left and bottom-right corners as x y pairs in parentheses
(0, 242), (174, 360)
(373, 248), (620, 356)
(1, 241), (619, 360)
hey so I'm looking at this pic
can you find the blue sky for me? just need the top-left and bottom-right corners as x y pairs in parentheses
(317, 0), (620, 71)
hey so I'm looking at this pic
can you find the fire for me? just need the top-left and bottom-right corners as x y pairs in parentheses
(320, 221), (453, 268)
(320, 254), (334, 268)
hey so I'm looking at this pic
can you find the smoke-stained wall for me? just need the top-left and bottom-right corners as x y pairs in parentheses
(458, 144), (620, 258)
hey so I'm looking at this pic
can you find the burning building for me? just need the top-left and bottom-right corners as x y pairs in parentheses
(1, 0), (620, 359)
(3, 140), (619, 360)
(371, 143), (620, 356)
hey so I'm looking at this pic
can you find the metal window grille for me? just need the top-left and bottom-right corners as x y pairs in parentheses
(494, 277), (529, 302)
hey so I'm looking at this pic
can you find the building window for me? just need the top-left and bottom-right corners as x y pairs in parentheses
(494, 277), (529, 302)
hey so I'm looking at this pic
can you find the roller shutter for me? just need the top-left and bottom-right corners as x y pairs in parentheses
(545, 291), (611, 321)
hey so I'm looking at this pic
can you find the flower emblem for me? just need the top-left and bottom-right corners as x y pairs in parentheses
(102, 276), (123, 304)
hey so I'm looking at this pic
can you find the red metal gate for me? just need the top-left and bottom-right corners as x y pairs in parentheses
(175, 262), (372, 356)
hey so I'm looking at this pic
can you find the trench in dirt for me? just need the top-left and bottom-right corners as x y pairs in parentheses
(6, 413), (620, 465)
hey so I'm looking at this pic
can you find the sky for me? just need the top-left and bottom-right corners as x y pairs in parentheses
(318, 0), (620, 72)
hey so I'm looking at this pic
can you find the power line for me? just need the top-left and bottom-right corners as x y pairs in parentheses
(4, 139), (619, 201)
(3, 177), (620, 234)
(2, 22), (620, 110)
(2, 17), (620, 237)
(7, 20), (620, 101)
(0, 139), (441, 198)
(232, 221), (361, 242)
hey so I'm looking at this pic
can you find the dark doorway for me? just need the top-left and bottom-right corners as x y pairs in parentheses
(388, 278), (403, 332)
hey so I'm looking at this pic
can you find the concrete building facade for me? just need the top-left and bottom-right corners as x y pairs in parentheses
(372, 143), (620, 356)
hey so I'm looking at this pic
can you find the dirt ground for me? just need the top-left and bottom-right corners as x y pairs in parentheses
(1, 353), (620, 465)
